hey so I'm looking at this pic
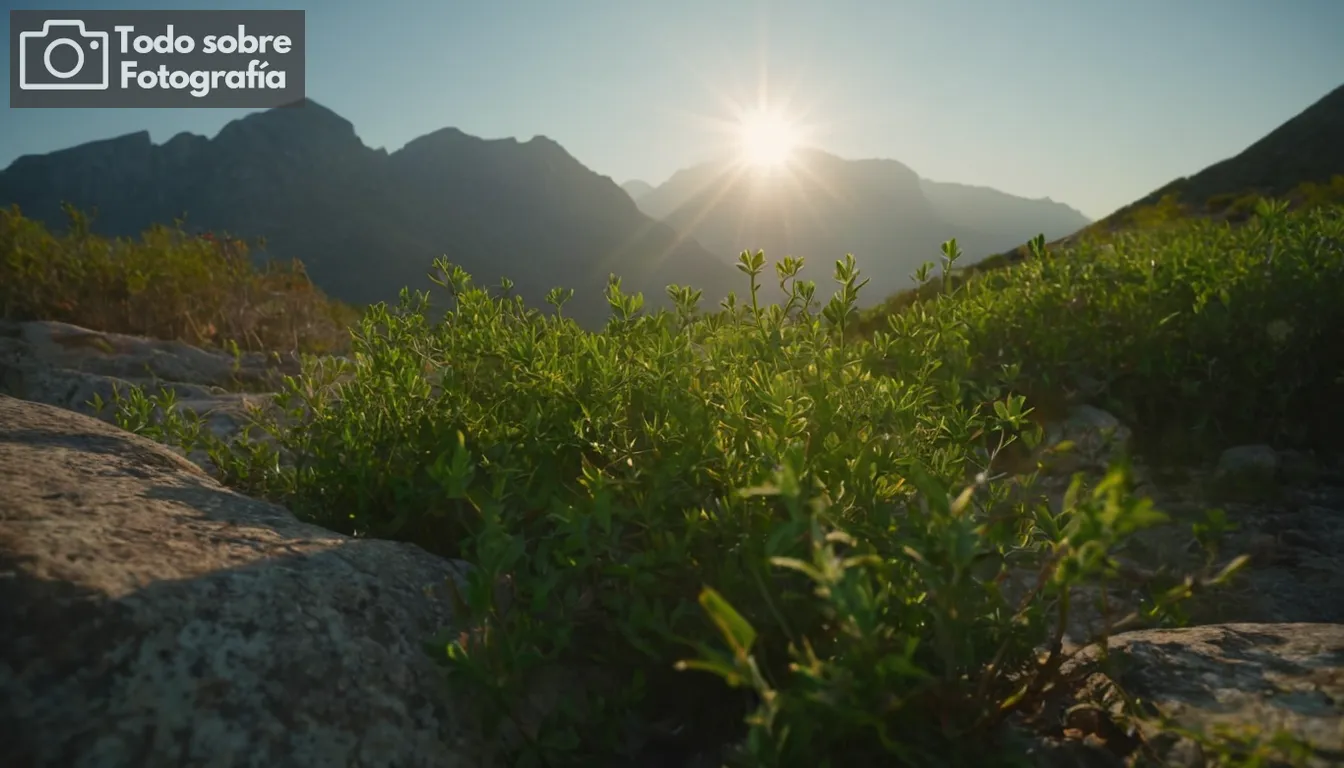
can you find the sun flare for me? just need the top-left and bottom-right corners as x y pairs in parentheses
(737, 109), (801, 168)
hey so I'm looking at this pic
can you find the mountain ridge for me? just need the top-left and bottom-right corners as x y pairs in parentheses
(1130, 82), (1344, 213)
(0, 100), (734, 329)
(1, 98), (1099, 320)
(630, 148), (1091, 304)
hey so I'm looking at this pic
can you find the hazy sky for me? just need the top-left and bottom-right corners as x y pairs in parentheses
(3, 0), (1342, 219)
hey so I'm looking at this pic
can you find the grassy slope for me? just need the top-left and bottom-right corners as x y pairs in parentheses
(855, 176), (1344, 337)
(0, 204), (359, 356)
(858, 82), (1344, 328)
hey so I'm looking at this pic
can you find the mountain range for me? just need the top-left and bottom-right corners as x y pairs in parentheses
(0, 100), (730, 328)
(38, 94), (1326, 324)
(621, 151), (1090, 298)
(4, 81), (1339, 326)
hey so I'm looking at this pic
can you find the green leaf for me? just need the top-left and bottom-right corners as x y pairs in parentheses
(902, 462), (950, 517)
(770, 556), (826, 583)
(949, 484), (976, 518)
(673, 657), (746, 686)
(697, 586), (757, 657)
(1210, 554), (1251, 586)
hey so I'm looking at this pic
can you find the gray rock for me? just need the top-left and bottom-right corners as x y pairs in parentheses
(0, 395), (487, 768)
(1216, 444), (1280, 476)
(0, 319), (289, 445)
(1040, 405), (1132, 476)
(0, 319), (355, 477)
(2, 318), (301, 389)
(1056, 623), (1344, 768)
(1211, 444), (1281, 502)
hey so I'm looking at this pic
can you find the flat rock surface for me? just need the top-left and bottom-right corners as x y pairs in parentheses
(0, 318), (288, 445)
(1053, 623), (1344, 767)
(0, 395), (484, 768)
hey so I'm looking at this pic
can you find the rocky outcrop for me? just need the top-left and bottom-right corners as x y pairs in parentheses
(1210, 444), (1283, 502)
(0, 394), (486, 768)
(1040, 403), (1134, 476)
(1007, 458), (1344, 652)
(1127, 451), (1344, 628)
(993, 406), (1344, 641)
(1042, 623), (1344, 768)
(0, 319), (292, 464)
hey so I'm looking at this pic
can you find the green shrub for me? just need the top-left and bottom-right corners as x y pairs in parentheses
(926, 200), (1344, 460)
(1293, 174), (1344, 209)
(0, 203), (359, 355)
(1204, 191), (1264, 221)
(1124, 192), (1191, 229)
(102, 235), (1278, 765)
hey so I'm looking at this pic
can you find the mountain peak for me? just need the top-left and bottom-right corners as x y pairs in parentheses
(213, 98), (363, 154)
(523, 135), (579, 164)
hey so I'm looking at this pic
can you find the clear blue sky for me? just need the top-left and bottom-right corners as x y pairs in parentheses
(3, 0), (1342, 219)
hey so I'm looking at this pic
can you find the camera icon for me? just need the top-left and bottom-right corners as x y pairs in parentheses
(18, 19), (110, 90)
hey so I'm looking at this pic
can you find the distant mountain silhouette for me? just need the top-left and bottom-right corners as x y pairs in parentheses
(917, 179), (1090, 250)
(621, 179), (655, 201)
(0, 99), (734, 328)
(631, 149), (1090, 304)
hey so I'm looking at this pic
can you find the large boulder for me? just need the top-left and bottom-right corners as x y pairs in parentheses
(0, 395), (486, 768)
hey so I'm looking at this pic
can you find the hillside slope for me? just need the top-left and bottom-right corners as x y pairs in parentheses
(1105, 81), (1344, 226)
(621, 179), (655, 201)
(916, 81), (1344, 286)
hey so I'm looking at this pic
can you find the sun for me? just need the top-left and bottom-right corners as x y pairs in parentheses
(737, 109), (801, 169)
